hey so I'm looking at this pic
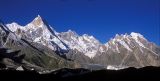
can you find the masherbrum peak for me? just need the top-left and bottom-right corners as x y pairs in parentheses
(31, 15), (44, 27)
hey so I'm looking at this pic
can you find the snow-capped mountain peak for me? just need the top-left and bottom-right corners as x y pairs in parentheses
(30, 15), (44, 27)
(25, 15), (47, 30)
(104, 32), (158, 56)
(26, 15), (68, 51)
(130, 32), (147, 48)
(130, 32), (145, 40)
(6, 22), (23, 32)
(6, 15), (69, 52)
(58, 31), (102, 58)
(67, 29), (79, 36)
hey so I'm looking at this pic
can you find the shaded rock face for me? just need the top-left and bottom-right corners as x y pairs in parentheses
(0, 48), (24, 69)
(0, 15), (160, 72)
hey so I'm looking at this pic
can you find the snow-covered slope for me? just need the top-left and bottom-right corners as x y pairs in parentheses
(104, 32), (159, 55)
(58, 30), (103, 58)
(7, 22), (24, 32)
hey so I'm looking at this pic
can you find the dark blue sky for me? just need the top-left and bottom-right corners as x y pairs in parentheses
(0, 0), (159, 45)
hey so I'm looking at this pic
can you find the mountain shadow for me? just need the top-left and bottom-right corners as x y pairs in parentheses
(0, 48), (25, 68)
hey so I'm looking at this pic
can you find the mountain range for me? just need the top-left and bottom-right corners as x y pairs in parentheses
(0, 15), (160, 72)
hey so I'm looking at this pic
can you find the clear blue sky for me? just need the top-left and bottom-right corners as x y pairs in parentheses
(0, 0), (159, 45)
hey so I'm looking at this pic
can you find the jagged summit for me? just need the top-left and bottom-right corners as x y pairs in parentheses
(105, 32), (158, 55)
(130, 32), (143, 37)
(65, 29), (79, 36)
(130, 32), (146, 40)
(31, 15), (44, 26)
(30, 15), (44, 27)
